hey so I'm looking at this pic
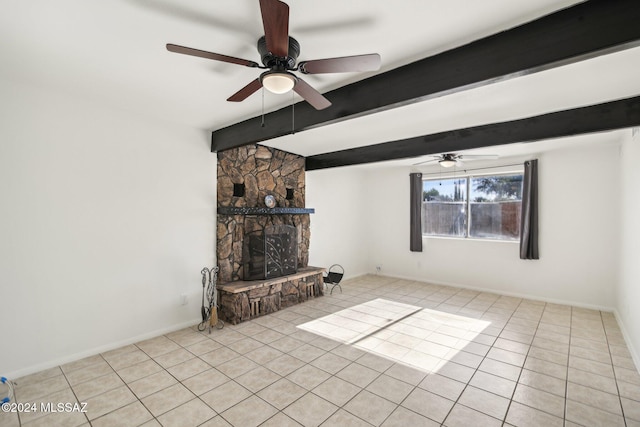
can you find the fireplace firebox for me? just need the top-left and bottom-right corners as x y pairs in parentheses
(243, 224), (298, 280)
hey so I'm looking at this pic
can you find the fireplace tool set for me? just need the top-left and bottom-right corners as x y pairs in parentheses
(199, 266), (224, 332)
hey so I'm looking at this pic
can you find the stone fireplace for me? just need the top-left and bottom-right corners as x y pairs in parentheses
(216, 144), (311, 281)
(215, 144), (324, 324)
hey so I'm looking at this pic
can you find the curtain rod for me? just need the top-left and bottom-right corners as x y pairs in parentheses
(418, 162), (525, 177)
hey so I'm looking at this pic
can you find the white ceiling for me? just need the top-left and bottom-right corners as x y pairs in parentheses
(2, 0), (639, 165)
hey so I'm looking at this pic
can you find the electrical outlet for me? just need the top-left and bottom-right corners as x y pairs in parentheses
(180, 294), (188, 305)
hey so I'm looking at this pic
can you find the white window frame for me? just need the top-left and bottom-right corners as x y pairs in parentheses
(422, 170), (524, 241)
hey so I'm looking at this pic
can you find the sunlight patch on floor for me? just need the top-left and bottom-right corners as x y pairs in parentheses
(297, 298), (492, 374)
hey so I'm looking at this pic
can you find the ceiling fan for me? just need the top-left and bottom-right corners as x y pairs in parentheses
(166, 0), (381, 110)
(413, 153), (499, 167)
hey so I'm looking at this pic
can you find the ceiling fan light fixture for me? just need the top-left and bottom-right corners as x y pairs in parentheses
(167, 0), (378, 109)
(262, 71), (296, 94)
(439, 159), (457, 168)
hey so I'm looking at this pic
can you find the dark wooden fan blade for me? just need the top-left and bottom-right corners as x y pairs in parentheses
(259, 0), (289, 57)
(458, 154), (499, 160)
(166, 44), (259, 68)
(227, 79), (263, 102)
(293, 78), (331, 110)
(298, 53), (381, 74)
(412, 159), (439, 166)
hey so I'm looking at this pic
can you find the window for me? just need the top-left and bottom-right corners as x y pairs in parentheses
(422, 172), (523, 240)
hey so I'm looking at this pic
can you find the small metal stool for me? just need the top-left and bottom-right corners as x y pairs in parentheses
(323, 264), (344, 295)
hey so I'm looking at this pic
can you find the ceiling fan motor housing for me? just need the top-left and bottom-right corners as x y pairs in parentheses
(258, 36), (300, 69)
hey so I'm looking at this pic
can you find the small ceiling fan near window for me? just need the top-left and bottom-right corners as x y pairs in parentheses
(413, 153), (499, 167)
(166, 0), (381, 110)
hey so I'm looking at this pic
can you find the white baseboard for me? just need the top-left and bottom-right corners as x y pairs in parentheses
(364, 272), (615, 312)
(342, 271), (368, 282)
(5, 317), (201, 380)
(613, 309), (640, 372)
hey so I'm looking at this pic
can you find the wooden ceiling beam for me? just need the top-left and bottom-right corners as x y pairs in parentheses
(211, 0), (640, 152)
(304, 96), (640, 170)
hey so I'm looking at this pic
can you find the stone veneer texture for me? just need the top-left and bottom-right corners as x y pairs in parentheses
(217, 144), (310, 283)
(218, 270), (324, 324)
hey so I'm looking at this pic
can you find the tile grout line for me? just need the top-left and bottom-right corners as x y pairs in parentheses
(601, 309), (629, 427)
(165, 334), (234, 427)
(60, 360), (93, 427)
(98, 329), (223, 426)
(373, 285), (475, 426)
(429, 288), (523, 425)
(12, 276), (640, 427)
(300, 286), (457, 426)
(104, 341), (175, 427)
(499, 300), (547, 427)
(565, 307), (574, 425)
(557, 305), (572, 426)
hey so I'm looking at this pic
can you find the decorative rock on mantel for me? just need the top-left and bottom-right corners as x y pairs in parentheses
(216, 144), (312, 283)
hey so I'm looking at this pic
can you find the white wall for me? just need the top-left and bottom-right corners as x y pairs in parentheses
(362, 140), (621, 309)
(0, 79), (216, 377)
(617, 129), (640, 366)
(2, 73), (633, 377)
(306, 168), (369, 279)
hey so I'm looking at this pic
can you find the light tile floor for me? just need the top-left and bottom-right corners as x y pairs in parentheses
(3, 275), (640, 426)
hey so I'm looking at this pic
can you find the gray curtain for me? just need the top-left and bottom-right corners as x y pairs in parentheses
(520, 159), (539, 259)
(410, 173), (423, 252)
